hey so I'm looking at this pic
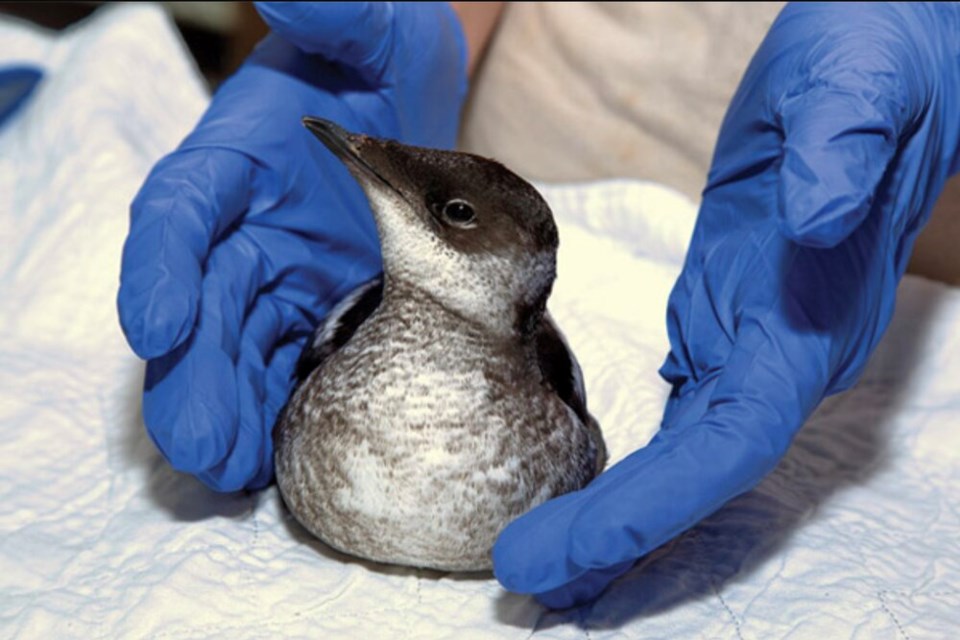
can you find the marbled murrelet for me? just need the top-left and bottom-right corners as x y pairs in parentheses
(274, 118), (606, 572)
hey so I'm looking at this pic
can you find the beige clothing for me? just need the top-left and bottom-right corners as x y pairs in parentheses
(459, 2), (960, 284)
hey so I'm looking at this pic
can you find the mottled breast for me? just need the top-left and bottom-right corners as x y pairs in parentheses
(274, 293), (602, 571)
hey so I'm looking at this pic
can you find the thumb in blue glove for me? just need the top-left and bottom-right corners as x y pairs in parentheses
(493, 2), (960, 608)
(117, 2), (468, 491)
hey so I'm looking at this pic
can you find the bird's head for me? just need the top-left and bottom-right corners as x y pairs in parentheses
(303, 117), (558, 337)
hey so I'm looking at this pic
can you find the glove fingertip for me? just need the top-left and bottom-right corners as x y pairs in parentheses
(779, 134), (895, 248)
(493, 533), (582, 599)
(0, 65), (43, 127)
(192, 431), (269, 494)
(533, 561), (636, 610)
(152, 407), (233, 477)
(253, 2), (310, 33)
(492, 488), (602, 594)
(254, 1), (391, 78)
(118, 278), (198, 359)
(491, 520), (540, 592)
(143, 343), (238, 476)
(778, 86), (899, 248)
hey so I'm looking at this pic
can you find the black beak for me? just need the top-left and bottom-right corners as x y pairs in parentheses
(302, 117), (357, 162)
(302, 116), (397, 193)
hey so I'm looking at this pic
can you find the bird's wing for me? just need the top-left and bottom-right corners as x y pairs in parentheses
(294, 275), (384, 383)
(536, 312), (606, 473)
(535, 312), (590, 425)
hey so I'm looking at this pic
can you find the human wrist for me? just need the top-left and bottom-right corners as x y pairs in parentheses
(450, 1), (504, 77)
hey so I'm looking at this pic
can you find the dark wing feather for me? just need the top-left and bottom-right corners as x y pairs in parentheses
(535, 313), (590, 425)
(536, 313), (607, 474)
(294, 276), (384, 383)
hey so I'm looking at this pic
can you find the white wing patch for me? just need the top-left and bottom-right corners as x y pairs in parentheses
(312, 276), (384, 351)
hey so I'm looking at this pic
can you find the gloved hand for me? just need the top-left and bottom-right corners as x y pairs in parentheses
(0, 65), (42, 128)
(117, 2), (467, 491)
(493, 2), (960, 608)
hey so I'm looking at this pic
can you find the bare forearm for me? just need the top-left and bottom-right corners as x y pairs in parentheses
(451, 2), (505, 76)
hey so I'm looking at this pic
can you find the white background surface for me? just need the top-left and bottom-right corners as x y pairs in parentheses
(2, 5), (958, 638)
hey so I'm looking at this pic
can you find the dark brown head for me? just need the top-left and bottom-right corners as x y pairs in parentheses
(303, 117), (558, 336)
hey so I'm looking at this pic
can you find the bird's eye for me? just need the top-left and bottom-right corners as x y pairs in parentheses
(441, 199), (476, 227)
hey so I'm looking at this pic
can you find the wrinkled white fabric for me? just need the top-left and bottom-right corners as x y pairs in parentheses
(1, 5), (958, 639)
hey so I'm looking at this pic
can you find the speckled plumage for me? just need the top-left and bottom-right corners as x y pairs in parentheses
(274, 119), (606, 572)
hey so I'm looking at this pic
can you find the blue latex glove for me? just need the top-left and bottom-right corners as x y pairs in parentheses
(117, 2), (467, 491)
(493, 2), (960, 608)
(0, 65), (42, 129)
